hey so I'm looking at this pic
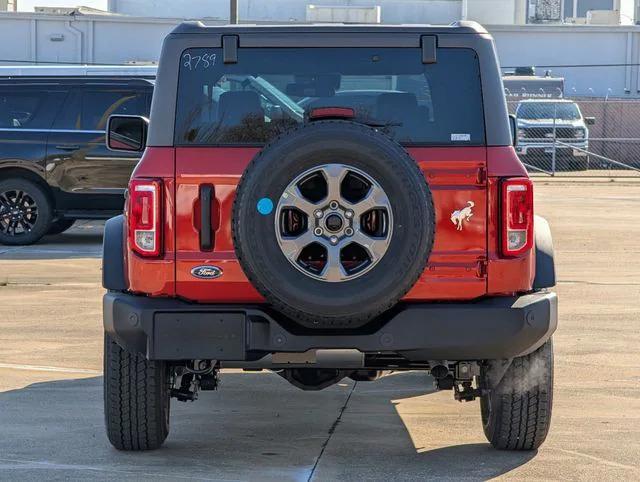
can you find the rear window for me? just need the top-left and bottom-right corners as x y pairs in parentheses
(52, 88), (150, 131)
(0, 90), (54, 129)
(81, 90), (148, 130)
(174, 47), (485, 146)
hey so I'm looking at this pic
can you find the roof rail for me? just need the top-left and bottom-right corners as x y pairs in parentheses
(449, 20), (487, 33)
(0, 65), (157, 77)
(170, 20), (489, 36)
(171, 20), (206, 35)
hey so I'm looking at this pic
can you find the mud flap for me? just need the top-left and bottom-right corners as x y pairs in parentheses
(102, 215), (126, 291)
(533, 215), (556, 290)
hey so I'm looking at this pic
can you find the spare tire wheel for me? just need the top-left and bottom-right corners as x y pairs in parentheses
(233, 121), (435, 328)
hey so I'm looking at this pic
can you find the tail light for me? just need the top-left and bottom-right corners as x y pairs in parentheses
(128, 178), (162, 257)
(501, 177), (533, 256)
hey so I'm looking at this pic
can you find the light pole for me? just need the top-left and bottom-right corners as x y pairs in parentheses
(230, 0), (238, 24)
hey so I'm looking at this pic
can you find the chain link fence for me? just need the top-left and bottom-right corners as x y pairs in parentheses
(506, 96), (640, 178)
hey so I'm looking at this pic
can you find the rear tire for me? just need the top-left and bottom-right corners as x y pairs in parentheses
(47, 218), (75, 235)
(0, 178), (53, 246)
(480, 338), (554, 451)
(103, 333), (171, 451)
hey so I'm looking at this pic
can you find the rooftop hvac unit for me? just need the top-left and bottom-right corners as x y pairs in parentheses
(586, 10), (621, 25)
(530, 0), (562, 23)
(306, 5), (382, 24)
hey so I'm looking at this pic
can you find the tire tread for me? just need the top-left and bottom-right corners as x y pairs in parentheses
(103, 334), (169, 451)
(482, 339), (553, 451)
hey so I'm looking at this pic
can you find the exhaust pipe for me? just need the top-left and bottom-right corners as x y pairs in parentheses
(430, 364), (450, 380)
(221, 349), (365, 369)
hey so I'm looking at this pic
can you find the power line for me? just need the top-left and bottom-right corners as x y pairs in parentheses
(503, 63), (640, 69)
(0, 58), (637, 69)
(0, 59), (156, 67)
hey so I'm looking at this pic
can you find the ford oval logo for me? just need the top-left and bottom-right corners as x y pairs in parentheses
(190, 265), (223, 279)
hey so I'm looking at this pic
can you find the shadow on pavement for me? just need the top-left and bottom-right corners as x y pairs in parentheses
(412, 443), (536, 479)
(0, 371), (536, 480)
(0, 222), (104, 260)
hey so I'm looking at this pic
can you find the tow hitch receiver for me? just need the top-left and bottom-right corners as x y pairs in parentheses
(453, 362), (485, 402)
(171, 360), (219, 402)
(431, 361), (485, 402)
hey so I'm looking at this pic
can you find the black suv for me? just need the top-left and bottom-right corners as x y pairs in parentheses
(0, 72), (153, 245)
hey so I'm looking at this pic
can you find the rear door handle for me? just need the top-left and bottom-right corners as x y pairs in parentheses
(55, 144), (80, 150)
(200, 185), (214, 251)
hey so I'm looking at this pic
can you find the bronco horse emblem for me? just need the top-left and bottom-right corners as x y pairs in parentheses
(450, 201), (475, 231)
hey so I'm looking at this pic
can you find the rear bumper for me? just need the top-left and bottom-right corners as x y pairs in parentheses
(104, 290), (557, 364)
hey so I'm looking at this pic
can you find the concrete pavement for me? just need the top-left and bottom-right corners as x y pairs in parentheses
(0, 183), (638, 480)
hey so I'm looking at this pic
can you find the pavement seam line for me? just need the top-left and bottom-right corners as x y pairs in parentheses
(0, 457), (221, 480)
(556, 449), (638, 472)
(307, 381), (357, 482)
(558, 280), (640, 286)
(0, 363), (101, 374)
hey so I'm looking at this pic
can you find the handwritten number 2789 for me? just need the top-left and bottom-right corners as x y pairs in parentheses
(183, 53), (216, 71)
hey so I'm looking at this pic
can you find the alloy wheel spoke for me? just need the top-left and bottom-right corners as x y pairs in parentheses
(279, 230), (315, 263)
(0, 193), (12, 208)
(321, 164), (349, 202)
(13, 190), (24, 206)
(22, 216), (35, 228)
(320, 245), (347, 282)
(279, 185), (316, 217)
(350, 231), (388, 264)
(351, 184), (390, 217)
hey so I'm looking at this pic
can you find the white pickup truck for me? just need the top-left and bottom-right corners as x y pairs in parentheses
(515, 99), (595, 171)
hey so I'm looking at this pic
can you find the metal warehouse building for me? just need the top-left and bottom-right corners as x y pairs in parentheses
(0, 1), (638, 98)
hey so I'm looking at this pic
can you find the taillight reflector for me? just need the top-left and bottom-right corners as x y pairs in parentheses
(128, 178), (162, 257)
(501, 177), (533, 256)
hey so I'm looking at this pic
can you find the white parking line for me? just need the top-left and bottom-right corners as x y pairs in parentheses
(0, 363), (101, 374)
(0, 249), (100, 255)
(557, 449), (638, 472)
(0, 458), (223, 480)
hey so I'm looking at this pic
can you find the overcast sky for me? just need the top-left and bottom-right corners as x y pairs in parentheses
(18, 0), (109, 11)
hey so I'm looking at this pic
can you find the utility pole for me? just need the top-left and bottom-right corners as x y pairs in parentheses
(230, 0), (238, 24)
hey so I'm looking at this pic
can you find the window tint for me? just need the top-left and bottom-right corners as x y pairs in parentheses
(0, 90), (61, 129)
(175, 47), (485, 146)
(81, 90), (147, 130)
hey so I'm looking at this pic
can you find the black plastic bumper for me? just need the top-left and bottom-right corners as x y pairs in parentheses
(103, 292), (557, 361)
(104, 290), (557, 363)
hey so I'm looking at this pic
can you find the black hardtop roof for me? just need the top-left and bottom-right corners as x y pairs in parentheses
(148, 19), (509, 147)
(170, 20), (488, 36)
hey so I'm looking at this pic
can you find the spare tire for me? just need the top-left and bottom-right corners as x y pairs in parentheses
(233, 121), (434, 329)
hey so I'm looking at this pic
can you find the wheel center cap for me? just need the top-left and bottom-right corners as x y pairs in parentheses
(325, 214), (343, 232)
